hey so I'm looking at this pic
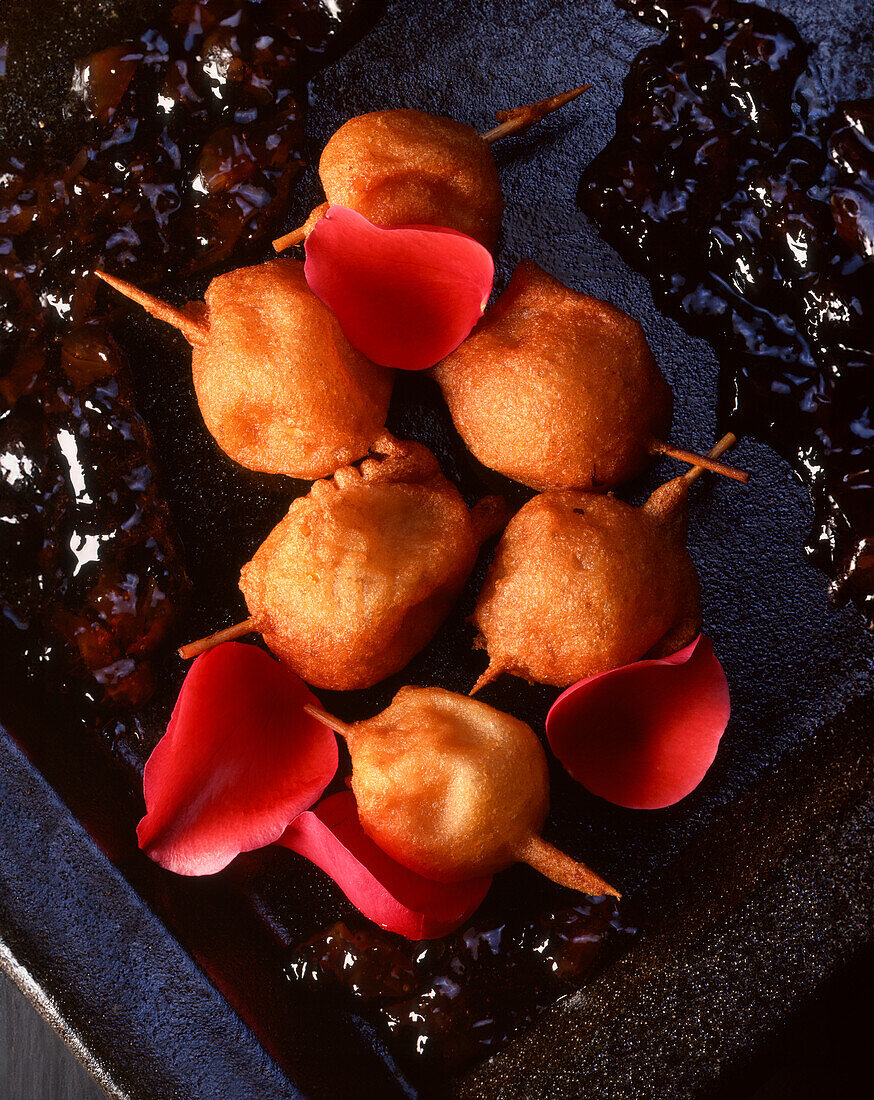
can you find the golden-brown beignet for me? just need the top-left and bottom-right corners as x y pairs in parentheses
(433, 260), (673, 490)
(240, 436), (506, 690)
(471, 479), (701, 691)
(308, 685), (618, 896)
(345, 686), (549, 881)
(194, 259), (392, 478)
(318, 109), (504, 250)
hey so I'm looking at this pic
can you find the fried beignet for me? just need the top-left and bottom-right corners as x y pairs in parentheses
(274, 91), (592, 254)
(238, 437), (507, 690)
(433, 260), (673, 490)
(471, 474), (703, 691)
(306, 686), (619, 896)
(98, 260), (393, 478)
(315, 110), (504, 249)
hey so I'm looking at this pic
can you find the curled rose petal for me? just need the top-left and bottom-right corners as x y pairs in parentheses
(138, 642), (338, 875)
(278, 792), (492, 939)
(303, 205), (494, 371)
(546, 636), (730, 810)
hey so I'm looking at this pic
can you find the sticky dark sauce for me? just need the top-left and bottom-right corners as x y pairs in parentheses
(580, 0), (874, 624)
(0, 320), (186, 712)
(287, 894), (636, 1079)
(0, 0), (384, 718)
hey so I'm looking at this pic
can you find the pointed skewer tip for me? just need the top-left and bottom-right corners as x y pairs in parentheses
(95, 269), (209, 345)
(482, 84), (592, 143)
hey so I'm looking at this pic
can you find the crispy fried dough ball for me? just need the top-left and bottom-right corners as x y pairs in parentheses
(433, 260), (673, 490)
(317, 109), (504, 250)
(193, 258), (392, 478)
(471, 483), (701, 690)
(332, 685), (619, 896)
(345, 686), (549, 881)
(240, 437), (506, 691)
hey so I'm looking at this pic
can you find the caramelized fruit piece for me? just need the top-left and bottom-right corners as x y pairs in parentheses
(306, 686), (620, 896)
(97, 260), (393, 478)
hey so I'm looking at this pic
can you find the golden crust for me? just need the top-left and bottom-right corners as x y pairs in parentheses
(433, 260), (673, 490)
(346, 686), (549, 881)
(472, 489), (701, 688)
(240, 437), (506, 690)
(318, 109), (504, 250)
(192, 259), (393, 478)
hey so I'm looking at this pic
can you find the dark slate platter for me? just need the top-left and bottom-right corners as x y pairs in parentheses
(1, 1), (872, 1098)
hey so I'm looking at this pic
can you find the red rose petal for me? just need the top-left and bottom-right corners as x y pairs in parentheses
(138, 642), (338, 875)
(546, 636), (730, 810)
(278, 792), (492, 939)
(304, 206), (494, 371)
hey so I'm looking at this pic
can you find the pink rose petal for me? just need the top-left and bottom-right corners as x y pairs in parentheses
(138, 642), (338, 875)
(278, 792), (492, 939)
(304, 205), (494, 371)
(546, 636), (731, 810)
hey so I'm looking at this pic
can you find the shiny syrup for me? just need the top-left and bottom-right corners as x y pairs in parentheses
(580, 0), (874, 624)
(286, 892), (636, 1080)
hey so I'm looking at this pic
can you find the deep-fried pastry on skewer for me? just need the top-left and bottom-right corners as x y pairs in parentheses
(470, 435), (739, 692)
(181, 437), (508, 690)
(433, 261), (748, 490)
(305, 686), (620, 896)
(97, 260), (392, 479)
(273, 88), (590, 252)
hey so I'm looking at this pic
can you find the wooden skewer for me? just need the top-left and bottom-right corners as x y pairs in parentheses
(516, 833), (621, 899)
(481, 84), (591, 143)
(178, 616), (258, 660)
(682, 432), (739, 485)
(647, 433), (743, 524)
(273, 85), (591, 253)
(95, 270), (209, 345)
(272, 203), (330, 252)
(651, 437), (749, 483)
(303, 703), (355, 740)
(469, 661), (502, 697)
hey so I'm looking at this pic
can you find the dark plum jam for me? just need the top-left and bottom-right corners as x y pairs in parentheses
(286, 893), (636, 1078)
(580, 0), (874, 624)
(0, 318), (187, 713)
(0, 1), (384, 719)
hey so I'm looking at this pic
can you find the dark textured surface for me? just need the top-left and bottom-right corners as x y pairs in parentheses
(1, 1), (872, 1097)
